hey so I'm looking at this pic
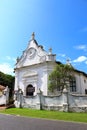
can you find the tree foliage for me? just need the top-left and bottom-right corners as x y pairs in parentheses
(0, 71), (15, 97)
(48, 64), (75, 92)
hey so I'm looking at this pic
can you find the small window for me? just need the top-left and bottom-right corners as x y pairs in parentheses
(70, 78), (76, 92)
(85, 89), (87, 94)
(84, 79), (86, 83)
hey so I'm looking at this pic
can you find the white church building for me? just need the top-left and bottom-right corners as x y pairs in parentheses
(14, 33), (57, 96)
(14, 33), (87, 112)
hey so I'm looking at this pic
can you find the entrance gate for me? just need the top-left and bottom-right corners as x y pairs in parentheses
(26, 84), (35, 96)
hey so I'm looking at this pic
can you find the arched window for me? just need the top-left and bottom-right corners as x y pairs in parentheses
(26, 84), (35, 96)
(70, 78), (76, 92)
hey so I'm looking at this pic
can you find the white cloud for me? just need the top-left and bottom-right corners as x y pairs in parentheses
(58, 53), (66, 57)
(0, 56), (16, 75)
(74, 45), (87, 51)
(73, 56), (87, 63)
(0, 63), (14, 75)
(6, 56), (11, 60)
(6, 56), (16, 62)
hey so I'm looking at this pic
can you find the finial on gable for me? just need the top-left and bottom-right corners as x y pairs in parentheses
(49, 48), (52, 54)
(31, 32), (35, 40)
(66, 58), (71, 65)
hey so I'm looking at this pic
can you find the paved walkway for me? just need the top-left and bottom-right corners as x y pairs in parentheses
(0, 114), (87, 130)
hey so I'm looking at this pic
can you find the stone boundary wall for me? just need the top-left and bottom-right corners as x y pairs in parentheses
(68, 94), (87, 112)
(14, 91), (87, 112)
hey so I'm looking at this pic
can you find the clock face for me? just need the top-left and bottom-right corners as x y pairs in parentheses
(28, 48), (36, 58)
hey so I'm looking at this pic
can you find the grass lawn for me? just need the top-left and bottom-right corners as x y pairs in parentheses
(0, 108), (87, 123)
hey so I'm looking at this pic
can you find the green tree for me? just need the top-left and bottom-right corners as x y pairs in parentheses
(48, 64), (75, 92)
(0, 71), (15, 98)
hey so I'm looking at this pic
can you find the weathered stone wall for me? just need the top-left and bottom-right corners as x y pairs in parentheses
(68, 93), (87, 112)
(14, 90), (87, 112)
(14, 90), (68, 111)
(23, 94), (41, 109)
(41, 94), (68, 111)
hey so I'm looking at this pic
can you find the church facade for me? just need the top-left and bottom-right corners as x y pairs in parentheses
(14, 33), (57, 96)
(14, 33), (87, 112)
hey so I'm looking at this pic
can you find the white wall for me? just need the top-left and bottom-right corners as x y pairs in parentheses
(0, 95), (6, 105)
(14, 60), (57, 96)
(75, 72), (87, 94)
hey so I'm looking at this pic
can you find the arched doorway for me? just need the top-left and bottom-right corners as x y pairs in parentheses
(26, 84), (35, 96)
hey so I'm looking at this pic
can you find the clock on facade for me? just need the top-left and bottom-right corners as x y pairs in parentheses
(28, 47), (36, 58)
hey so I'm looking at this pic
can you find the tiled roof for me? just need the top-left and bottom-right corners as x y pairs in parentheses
(0, 85), (5, 91)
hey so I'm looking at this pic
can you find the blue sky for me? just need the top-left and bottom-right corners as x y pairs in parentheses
(0, 0), (87, 75)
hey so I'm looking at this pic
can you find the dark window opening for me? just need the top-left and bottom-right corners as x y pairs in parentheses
(26, 84), (34, 96)
(70, 78), (76, 92)
(85, 89), (87, 94)
(84, 79), (86, 83)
